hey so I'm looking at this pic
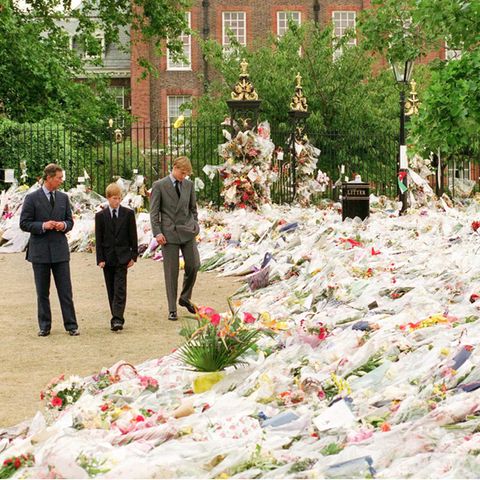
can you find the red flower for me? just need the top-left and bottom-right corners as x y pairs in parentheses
(242, 193), (249, 201)
(243, 312), (256, 324)
(3, 459), (12, 466)
(13, 458), (21, 469)
(210, 313), (221, 326)
(238, 203), (247, 209)
(51, 396), (63, 407)
(371, 247), (381, 255)
(465, 345), (474, 352)
(380, 422), (391, 432)
(135, 415), (145, 423)
(472, 221), (480, 232)
(100, 403), (109, 412)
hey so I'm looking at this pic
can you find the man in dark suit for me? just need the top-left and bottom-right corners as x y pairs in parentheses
(150, 156), (200, 321)
(95, 183), (138, 331)
(19, 163), (79, 337)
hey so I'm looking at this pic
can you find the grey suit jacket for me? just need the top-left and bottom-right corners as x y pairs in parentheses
(19, 188), (74, 263)
(150, 176), (199, 245)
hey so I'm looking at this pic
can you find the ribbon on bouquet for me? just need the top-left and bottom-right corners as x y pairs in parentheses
(398, 170), (408, 194)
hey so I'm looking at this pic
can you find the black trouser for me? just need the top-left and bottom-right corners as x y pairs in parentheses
(32, 261), (78, 332)
(103, 264), (128, 327)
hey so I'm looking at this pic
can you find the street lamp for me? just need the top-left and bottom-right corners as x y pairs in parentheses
(391, 59), (414, 214)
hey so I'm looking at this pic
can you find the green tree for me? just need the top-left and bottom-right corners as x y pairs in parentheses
(0, 0), (190, 126)
(359, 0), (480, 158)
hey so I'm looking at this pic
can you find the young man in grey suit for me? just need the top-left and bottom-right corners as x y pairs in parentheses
(19, 163), (79, 337)
(149, 156), (201, 321)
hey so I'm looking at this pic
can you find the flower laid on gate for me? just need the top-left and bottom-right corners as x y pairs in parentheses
(472, 221), (480, 232)
(176, 301), (271, 372)
(0, 454), (34, 478)
(218, 121), (276, 209)
(40, 374), (84, 411)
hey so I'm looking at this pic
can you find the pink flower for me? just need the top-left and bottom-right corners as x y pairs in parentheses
(210, 313), (221, 326)
(243, 312), (256, 324)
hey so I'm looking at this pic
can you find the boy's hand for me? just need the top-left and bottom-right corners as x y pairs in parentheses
(98, 261), (105, 268)
(127, 259), (134, 268)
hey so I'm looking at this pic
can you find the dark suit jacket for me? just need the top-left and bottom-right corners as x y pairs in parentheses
(19, 188), (73, 264)
(149, 177), (199, 245)
(95, 206), (138, 266)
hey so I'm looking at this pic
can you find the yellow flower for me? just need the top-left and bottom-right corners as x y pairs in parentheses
(173, 115), (185, 129)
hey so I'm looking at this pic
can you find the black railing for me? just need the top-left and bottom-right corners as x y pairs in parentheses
(0, 122), (404, 204)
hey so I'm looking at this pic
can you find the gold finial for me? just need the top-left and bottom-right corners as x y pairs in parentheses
(240, 58), (249, 76)
(295, 72), (302, 88)
(231, 59), (259, 101)
(290, 73), (308, 112)
(405, 79), (420, 116)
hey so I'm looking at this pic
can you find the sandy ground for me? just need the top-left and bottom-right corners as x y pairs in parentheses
(0, 253), (238, 428)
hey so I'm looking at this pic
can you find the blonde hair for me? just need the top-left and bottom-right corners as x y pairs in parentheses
(105, 183), (122, 198)
(173, 156), (192, 175)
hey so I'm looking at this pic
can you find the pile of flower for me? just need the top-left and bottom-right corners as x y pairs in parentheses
(218, 121), (276, 209)
(292, 138), (330, 206)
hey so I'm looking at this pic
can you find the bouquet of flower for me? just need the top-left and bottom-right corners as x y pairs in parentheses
(0, 454), (34, 479)
(218, 121), (276, 209)
(176, 302), (270, 372)
(40, 374), (84, 411)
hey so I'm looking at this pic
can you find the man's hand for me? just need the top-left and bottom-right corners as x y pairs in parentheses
(127, 259), (134, 268)
(98, 261), (105, 268)
(42, 220), (57, 230)
(53, 221), (65, 231)
(155, 233), (167, 245)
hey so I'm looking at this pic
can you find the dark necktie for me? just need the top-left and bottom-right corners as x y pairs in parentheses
(49, 192), (55, 209)
(112, 209), (117, 229)
(175, 180), (181, 198)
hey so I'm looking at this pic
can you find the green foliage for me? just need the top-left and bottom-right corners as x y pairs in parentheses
(0, 0), (190, 125)
(359, 0), (480, 159)
(411, 48), (480, 157)
(321, 442), (344, 456)
(176, 302), (268, 372)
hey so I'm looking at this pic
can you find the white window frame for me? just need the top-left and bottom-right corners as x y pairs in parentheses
(332, 11), (356, 60)
(448, 160), (471, 190)
(167, 12), (192, 71)
(222, 11), (246, 53)
(277, 11), (301, 37)
(84, 31), (105, 60)
(167, 95), (192, 146)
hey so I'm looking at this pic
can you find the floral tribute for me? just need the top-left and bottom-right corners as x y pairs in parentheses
(40, 374), (84, 411)
(292, 137), (330, 206)
(218, 121), (277, 209)
(176, 303), (270, 372)
(0, 454), (34, 478)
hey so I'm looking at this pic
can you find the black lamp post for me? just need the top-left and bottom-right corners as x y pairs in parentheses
(391, 59), (414, 214)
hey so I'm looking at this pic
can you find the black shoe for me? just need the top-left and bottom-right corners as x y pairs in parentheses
(168, 311), (178, 321)
(179, 298), (197, 314)
(68, 329), (80, 336)
(111, 323), (123, 332)
(38, 330), (50, 337)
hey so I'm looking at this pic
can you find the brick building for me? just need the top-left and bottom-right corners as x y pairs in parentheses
(130, 0), (453, 128)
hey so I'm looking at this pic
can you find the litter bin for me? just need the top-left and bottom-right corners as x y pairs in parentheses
(341, 182), (370, 221)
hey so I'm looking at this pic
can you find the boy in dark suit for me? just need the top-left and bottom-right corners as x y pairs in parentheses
(95, 183), (138, 331)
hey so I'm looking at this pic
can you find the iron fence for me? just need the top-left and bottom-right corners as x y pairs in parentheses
(0, 122), (417, 204)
